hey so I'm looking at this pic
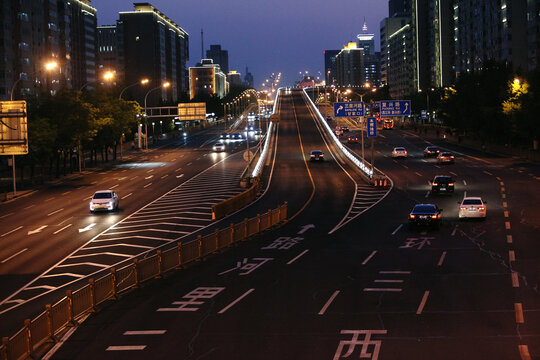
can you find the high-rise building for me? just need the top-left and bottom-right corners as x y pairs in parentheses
(227, 71), (242, 86)
(118, 3), (189, 104)
(189, 59), (228, 99)
(0, 0), (97, 100)
(389, 0), (412, 17)
(335, 42), (364, 87)
(527, 0), (540, 71)
(357, 20), (381, 87)
(244, 67), (254, 88)
(380, 17), (413, 94)
(206, 45), (229, 74)
(324, 50), (340, 86)
(97, 25), (122, 85)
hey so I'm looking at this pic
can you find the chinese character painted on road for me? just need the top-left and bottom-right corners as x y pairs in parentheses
(334, 330), (387, 360)
(218, 257), (273, 276)
(262, 237), (303, 250)
(399, 237), (434, 250)
(157, 287), (225, 312)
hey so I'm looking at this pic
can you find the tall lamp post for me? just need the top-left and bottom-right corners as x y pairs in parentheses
(119, 78), (150, 100)
(144, 81), (170, 150)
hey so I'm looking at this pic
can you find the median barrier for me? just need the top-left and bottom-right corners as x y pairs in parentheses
(211, 176), (260, 220)
(0, 202), (287, 360)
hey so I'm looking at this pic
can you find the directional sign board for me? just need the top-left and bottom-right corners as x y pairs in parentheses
(334, 102), (364, 117)
(421, 110), (427, 119)
(367, 117), (377, 138)
(177, 102), (206, 121)
(0, 100), (28, 155)
(380, 100), (411, 116)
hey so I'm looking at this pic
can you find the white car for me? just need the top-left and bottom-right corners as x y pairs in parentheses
(213, 142), (225, 152)
(90, 190), (119, 212)
(392, 147), (408, 158)
(459, 197), (487, 219)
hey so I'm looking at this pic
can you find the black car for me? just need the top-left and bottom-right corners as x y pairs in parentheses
(431, 175), (455, 193)
(219, 132), (230, 139)
(409, 204), (442, 229)
(424, 146), (440, 157)
(310, 150), (324, 161)
(340, 126), (349, 132)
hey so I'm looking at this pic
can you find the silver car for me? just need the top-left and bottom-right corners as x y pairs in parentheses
(90, 190), (119, 212)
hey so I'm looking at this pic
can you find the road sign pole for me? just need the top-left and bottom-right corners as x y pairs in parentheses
(12, 155), (16, 196)
(361, 117), (365, 165)
(371, 138), (374, 174)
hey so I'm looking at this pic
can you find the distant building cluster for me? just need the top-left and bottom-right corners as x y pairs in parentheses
(380, 0), (540, 98)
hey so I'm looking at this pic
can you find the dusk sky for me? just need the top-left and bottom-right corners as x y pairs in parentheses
(90, 0), (388, 87)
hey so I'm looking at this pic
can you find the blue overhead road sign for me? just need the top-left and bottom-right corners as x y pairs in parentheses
(367, 117), (377, 138)
(380, 100), (411, 116)
(421, 110), (427, 119)
(334, 102), (364, 117)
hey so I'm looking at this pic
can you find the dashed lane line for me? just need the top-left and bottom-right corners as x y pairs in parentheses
(509, 250), (515, 262)
(124, 330), (166, 335)
(218, 288), (255, 314)
(106, 346), (147, 351)
(143, 183), (153, 188)
(391, 224), (403, 235)
(1, 248), (28, 264)
(287, 249), (309, 265)
(0, 212), (14, 219)
(53, 224), (73, 235)
(1, 226), (23, 237)
(121, 193), (132, 200)
(519, 345), (532, 360)
(512, 272), (520, 288)
(416, 291), (430, 315)
(361, 251), (377, 265)
(515, 303), (525, 323)
(47, 208), (64, 216)
(318, 291), (340, 315)
(437, 251), (447, 266)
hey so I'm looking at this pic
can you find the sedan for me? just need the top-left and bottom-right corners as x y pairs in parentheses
(90, 190), (119, 213)
(424, 146), (440, 157)
(213, 142), (225, 152)
(392, 147), (408, 158)
(437, 152), (455, 164)
(310, 150), (324, 161)
(219, 132), (230, 139)
(231, 132), (244, 140)
(347, 135), (359, 143)
(409, 204), (442, 229)
(459, 197), (487, 219)
(431, 175), (455, 194)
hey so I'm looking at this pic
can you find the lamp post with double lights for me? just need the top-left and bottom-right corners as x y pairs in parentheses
(119, 78), (150, 100)
(143, 81), (170, 150)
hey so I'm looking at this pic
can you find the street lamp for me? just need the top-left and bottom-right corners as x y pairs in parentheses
(143, 81), (170, 149)
(119, 78), (150, 100)
(10, 60), (58, 100)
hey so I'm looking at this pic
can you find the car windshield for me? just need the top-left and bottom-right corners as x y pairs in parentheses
(215, 143), (223, 146)
(434, 176), (452, 183)
(427, 146), (438, 150)
(93, 192), (112, 199)
(395, 148), (405, 151)
(413, 205), (436, 213)
(441, 153), (452, 156)
(462, 199), (482, 205)
(312, 151), (322, 155)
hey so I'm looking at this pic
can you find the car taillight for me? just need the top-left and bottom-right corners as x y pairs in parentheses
(448, 183), (454, 186)
(311, 154), (315, 157)
(478, 207), (485, 211)
(460, 207), (467, 211)
(409, 214), (415, 219)
(431, 214), (438, 219)
(432, 183), (438, 186)
(450, 156), (454, 158)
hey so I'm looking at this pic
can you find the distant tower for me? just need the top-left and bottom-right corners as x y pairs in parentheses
(362, 17), (368, 33)
(200, 29), (204, 60)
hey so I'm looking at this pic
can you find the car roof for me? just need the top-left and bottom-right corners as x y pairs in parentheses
(215, 142), (223, 145)
(94, 190), (113, 194)
(462, 197), (483, 201)
(434, 175), (452, 180)
(440, 152), (453, 155)
(394, 147), (406, 150)
(311, 150), (323, 153)
(426, 146), (439, 149)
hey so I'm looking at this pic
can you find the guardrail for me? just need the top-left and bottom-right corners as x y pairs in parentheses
(211, 177), (261, 220)
(0, 203), (287, 360)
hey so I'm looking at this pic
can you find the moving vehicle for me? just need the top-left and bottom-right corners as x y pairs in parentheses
(219, 132), (230, 139)
(423, 146), (440, 157)
(392, 147), (408, 158)
(459, 197), (487, 219)
(231, 132), (244, 140)
(213, 142), (225, 152)
(310, 150), (324, 161)
(409, 204), (442, 229)
(431, 175), (455, 193)
(340, 126), (349, 132)
(437, 152), (455, 164)
(383, 118), (394, 129)
(90, 190), (119, 213)
(347, 135), (359, 143)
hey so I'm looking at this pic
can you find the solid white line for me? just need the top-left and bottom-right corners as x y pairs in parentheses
(1, 226), (23, 237)
(106, 346), (147, 351)
(287, 249), (309, 265)
(218, 288), (255, 314)
(122, 193), (133, 199)
(416, 291), (430, 314)
(123, 330), (166, 335)
(1, 248), (28, 264)
(53, 224), (72, 235)
(318, 290), (340, 315)
(42, 313), (91, 360)
(391, 224), (403, 235)
(363, 288), (402, 292)
(437, 251), (447, 266)
(361, 251), (377, 265)
(379, 270), (411, 274)
(47, 208), (64, 216)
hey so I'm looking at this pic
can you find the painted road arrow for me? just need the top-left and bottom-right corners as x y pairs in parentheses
(27, 225), (48, 235)
(79, 223), (96, 233)
(297, 224), (315, 234)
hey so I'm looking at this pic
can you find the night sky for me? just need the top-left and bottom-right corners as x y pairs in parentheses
(90, 0), (387, 87)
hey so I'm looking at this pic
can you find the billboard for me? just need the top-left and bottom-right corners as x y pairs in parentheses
(177, 102), (207, 121)
(0, 100), (28, 155)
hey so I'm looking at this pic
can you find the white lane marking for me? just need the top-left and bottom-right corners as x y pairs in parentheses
(187, 162), (192, 166)
(318, 290), (340, 315)
(379, 270), (411, 274)
(146, 169), (154, 173)
(504, 211), (509, 218)
(218, 288), (255, 314)
(130, 176), (138, 180)
(78, 223), (96, 233)
(84, 196), (92, 201)
(519, 345), (532, 360)
(415, 172), (423, 177)
(451, 226), (458, 236)
(144, 183), (153, 188)
(515, 303), (524, 323)
(374, 279), (404, 283)
(437, 251), (447, 266)
(161, 175), (168, 179)
(47, 208), (64, 216)
(363, 288), (402, 292)
(23, 205), (35, 210)
(122, 193), (133, 200)
(145, 175), (154, 179)
(287, 249), (309, 265)
(62, 191), (71, 195)
(503, 201), (508, 208)
(391, 224), (403, 235)
(449, 171), (457, 176)
(1, 248), (28, 264)
(496, 176), (502, 181)
(1, 226), (23, 237)
(402, 165), (409, 169)
(483, 170), (493, 176)
(512, 272), (520, 288)
(45, 197), (55, 202)
(0, 212), (14, 219)
(509, 250), (515, 261)
(416, 291), (430, 315)
(464, 191), (467, 198)
(54, 224), (72, 234)
(123, 330), (167, 335)
(425, 191), (430, 198)
(28, 225), (48, 235)
(463, 180), (467, 186)
(434, 165), (441, 169)
(106, 346), (147, 351)
(507, 235), (513, 243)
(505, 222), (511, 230)
(110, 184), (119, 189)
(175, 167), (182, 172)
(500, 181), (505, 186)
(361, 251), (377, 265)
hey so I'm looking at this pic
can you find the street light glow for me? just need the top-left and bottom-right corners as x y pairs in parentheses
(141, 78), (150, 85)
(163, 82), (171, 88)
(44, 61), (58, 71)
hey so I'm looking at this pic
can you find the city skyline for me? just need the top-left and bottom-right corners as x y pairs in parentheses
(89, 0), (387, 86)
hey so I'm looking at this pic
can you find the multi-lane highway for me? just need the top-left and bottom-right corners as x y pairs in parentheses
(3, 89), (540, 359)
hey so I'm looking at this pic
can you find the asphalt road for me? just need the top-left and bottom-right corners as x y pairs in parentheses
(16, 89), (540, 359)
